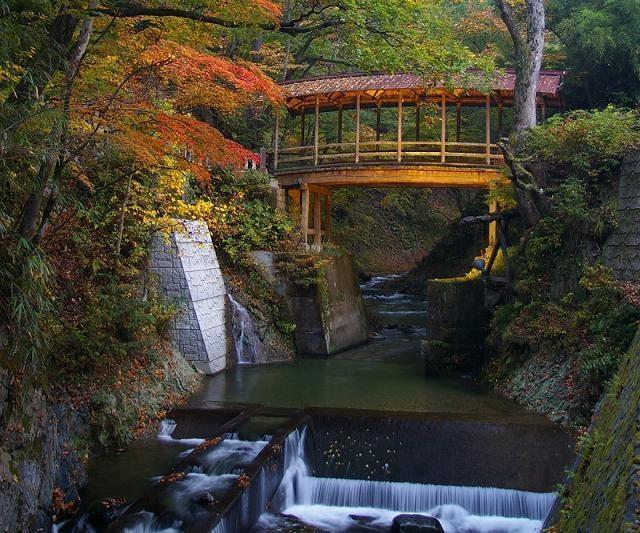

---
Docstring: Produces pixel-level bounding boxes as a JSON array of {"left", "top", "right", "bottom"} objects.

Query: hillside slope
[{"left": 332, "top": 188, "right": 483, "bottom": 274}]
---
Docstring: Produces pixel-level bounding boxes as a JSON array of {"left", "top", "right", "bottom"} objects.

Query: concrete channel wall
[
  {"left": 150, "top": 220, "right": 230, "bottom": 374},
  {"left": 252, "top": 251, "right": 369, "bottom": 356}
]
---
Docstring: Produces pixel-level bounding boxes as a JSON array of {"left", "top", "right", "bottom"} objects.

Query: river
[{"left": 64, "top": 274, "right": 570, "bottom": 532}]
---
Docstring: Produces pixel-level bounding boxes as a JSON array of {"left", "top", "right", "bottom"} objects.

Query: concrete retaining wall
[
  {"left": 150, "top": 220, "right": 229, "bottom": 374},
  {"left": 421, "top": 278, "right": 489, "bottom": 376},
  {"left": 290, "top": 254, "right": 369, "bottom": 356},
  {"left": 252, "top": 251, "right": 369, "bottom": 356}
]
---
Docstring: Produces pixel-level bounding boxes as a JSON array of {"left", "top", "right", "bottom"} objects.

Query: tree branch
[
  {"left": 494, "top": 0, "right": 524, "bottom": 57},
  {"left": 93, "top": 4, "right": 342, "bottom": 34}
]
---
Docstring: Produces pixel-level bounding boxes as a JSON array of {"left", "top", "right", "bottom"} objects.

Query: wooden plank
[
  {"left": 300, "top": 187, "right": 310, "bottom": 245},
  {"left": 325, "top": 192, "right": 332, "bottom": 241},
  {"left": 306, "top": 183, "right": 332, "bottom": 195},
  {"left": 277, "top": 165, "right": 505, "bottom": 189},
  {"left": 313, "top": 191, "right": 322, "bottom": 247},
  {"left": 488, "top": 199, "right": 498, "bottom": 247}
]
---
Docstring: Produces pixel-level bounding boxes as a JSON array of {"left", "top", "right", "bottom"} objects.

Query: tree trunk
[
  {"left": 494, "top": 0, "right": 546, "bottom": 227},
  {"left": 515, "top": 0, "right": 545, "bottom": 133},
  {"left": 5, "top": 13, "right": 79, "bottom": 109},
  {"left": 495, "top": 0, "right": 545, "bottom": 135},
  {"left": 16, "top": 10, "right": 95, "bottom": 241}
]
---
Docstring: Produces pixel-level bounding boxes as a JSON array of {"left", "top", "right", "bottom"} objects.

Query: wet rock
[
  {"left": 86, "top": 497, "right": 129, "bottom": 528},
  {"left": 254, "top": 513, "right": 320, "bottom": 531},
  {"left": 346, "top": 514, "right": 387, "bottom": 531},
  {"left": 391, "top": 514, "right": 445, "bottom": 532},
  {"left": 193, "top": 491, "right": 215, "bottom": 505}
]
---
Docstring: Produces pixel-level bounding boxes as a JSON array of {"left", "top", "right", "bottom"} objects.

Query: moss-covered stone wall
[{"left": 554, "top": 327, "right": 640, "bottom": 531}]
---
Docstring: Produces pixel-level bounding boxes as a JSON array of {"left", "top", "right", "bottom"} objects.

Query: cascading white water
[
  {"left": 227, "top": 294, "right": 267, "bottom": 364},
  {"left": 296, "top": 477, "right": 555, "bottom": 520},
  {"left": 256, "top": 427, "right": 558, "bottom": 533}
]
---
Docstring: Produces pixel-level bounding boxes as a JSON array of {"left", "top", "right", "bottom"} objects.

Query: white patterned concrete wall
[{"left": 151, "top": 220, "right": 228, "bottom": 374}]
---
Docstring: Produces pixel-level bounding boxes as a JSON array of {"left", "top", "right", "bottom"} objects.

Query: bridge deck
[{"left": 274, "top": 162, "right": 503, "bottom": 189}]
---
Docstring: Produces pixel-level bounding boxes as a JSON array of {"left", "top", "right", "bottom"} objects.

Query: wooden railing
[{"left": 273, "top": 141, "right": 504, "bottom": 170}]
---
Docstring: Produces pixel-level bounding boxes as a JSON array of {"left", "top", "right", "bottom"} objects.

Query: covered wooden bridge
[{"left": 270, "top": 70, "right": 564, "bottom": 247}]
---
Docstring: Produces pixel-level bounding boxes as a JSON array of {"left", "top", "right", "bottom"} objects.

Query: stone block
[
  {"left": 185, "top": 268, "right": 226, "bottom": 301},
  {"left": 426, "top": 278, "right": 488, "bottom": 328},
  {"left": 149, "top": 219, "right": 229, "bottom": 374},
  {"left": 290, "top": 254, "right": 368, "bottom": 355},
  {"left": 173, "top": 220, "right": 213, "bottom": 243}
]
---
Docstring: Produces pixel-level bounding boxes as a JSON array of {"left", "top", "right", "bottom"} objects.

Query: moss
[{"left": 554, "top": 328, "right": 640, "bottom": 531}]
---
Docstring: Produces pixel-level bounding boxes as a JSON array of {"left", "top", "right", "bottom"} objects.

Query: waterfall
[
  {"left": 294, "top": 477, "right": 555, "bottom": 520},
  {"left": 255, "top": 427, "right": 558, "bottom": 533},
  {"left": 227, "top": 294, "right": 267, "bottom": 364}
]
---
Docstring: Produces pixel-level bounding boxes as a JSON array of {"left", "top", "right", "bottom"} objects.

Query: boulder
[{"left": 391, "top": 514, "right": 445, "bottom": 533}]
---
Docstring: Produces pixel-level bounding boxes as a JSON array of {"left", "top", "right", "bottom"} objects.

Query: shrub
[{"left": 524, "top": 106, "right": 640, "bottom": 181}]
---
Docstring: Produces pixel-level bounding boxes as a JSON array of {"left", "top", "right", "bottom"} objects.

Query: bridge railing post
[
  {"left": 440, "top": 94, "right": 446, "bottom": 163},
  {"left": 397, "top": 92, "right": 403, "bottom": 162},
  {"left": 485, "top": 94, "right": 491, "bottom": 165},
  {"left": 314, "top": 95, "right": 320, "bottom": 166},
  {"left": 355, "top": 94, "right": 361, "bottom": 164}
]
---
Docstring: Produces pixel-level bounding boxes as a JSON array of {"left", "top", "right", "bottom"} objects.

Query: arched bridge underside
[
  {"left": 274, "top": 163, "right": 503, "bottom": 189},
  {"left": 271, "top": 71, "right": 564, "bottom": 248}
]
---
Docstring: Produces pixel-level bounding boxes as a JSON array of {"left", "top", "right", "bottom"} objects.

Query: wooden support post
[
  {"left": 355, "top": 94, "right": 361, "bottom": 163},
  {"left": 375, "top": 104, "right": 381, "bottom": 143},
  {"left": 300, "top": 109, "right": 306, "bottom": 146},
  {"left": 485, "top": 94, "right": 491, "bottom": 165},
  {"left": 415, "top": 104, "right": 421, "bottom": 142},
  {"left": 488, "top": 200, "right": 498, "bottom": 248},
  {"left": 455, "top": 101, "right": 461, "bottom": 143},
  {"left": 440, "top": 94, "right": 446, "bottom": 163},
  {"left": 397, "top": 92, "right": 403, "bottom": 162},
  {"left": 313, "top": 191, "right": 322, "bottom": 248},
  {"left": 274, "top": 106, "right": 280, "bottom": 170},
  {"left": 314, "top": 96, "right": 320, "bottom": 166},
  {"left": 337, "top": 105, "right": 343, "bottom": 144},
  {"left": 324, "top": 191, "right": 332, "bottom": 242},
  {"left": 300, "top": 186, "right": 310, "bottom": 246}
]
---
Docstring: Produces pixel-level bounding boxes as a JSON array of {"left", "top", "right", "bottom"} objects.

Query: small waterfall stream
[
  {"left": 228, "top": 294, "right": 267, "bottom": 364},
  {"left": 255, "top": 428, "right": 557, "bottom": 533}
]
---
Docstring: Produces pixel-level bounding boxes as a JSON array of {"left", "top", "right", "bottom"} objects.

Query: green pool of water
[{"left": 188, "top": 357, "right": 547, "bottom": 424}]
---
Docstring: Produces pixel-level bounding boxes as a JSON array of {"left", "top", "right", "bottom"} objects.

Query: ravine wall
[
  {"left": 604, "top": 149, "right": 640, "bottom": 281},
  {"left": 554, "top": 328, "right": 640, "bottom": 531}
]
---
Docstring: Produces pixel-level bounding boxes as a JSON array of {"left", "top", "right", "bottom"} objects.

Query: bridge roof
[{"left": 281, "top": 70, "right": 565, "bottom": 112}]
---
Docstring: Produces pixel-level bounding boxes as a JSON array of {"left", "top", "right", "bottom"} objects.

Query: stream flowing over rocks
[{"left": 49, "top": 273, "right": 576, "bottom": 533}]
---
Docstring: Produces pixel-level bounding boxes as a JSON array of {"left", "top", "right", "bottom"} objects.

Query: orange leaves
[
  {"left": 112, "top": 108, "right": 257, "bottom": 181},
  {"left": 139, "top": 41, "right": 282, "bottom": 112}
]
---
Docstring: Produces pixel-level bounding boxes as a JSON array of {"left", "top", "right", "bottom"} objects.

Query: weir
[
  {"left": 67, "top": 400, "right": 573, "bottom": 533},
  {"left": 62, "top": 276, "right": 576, "bottom": 533}
]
